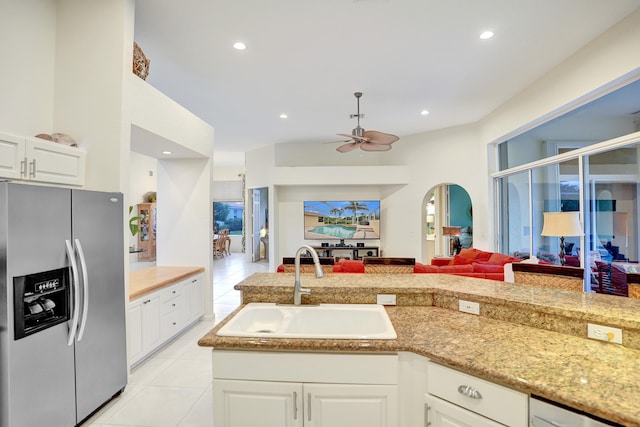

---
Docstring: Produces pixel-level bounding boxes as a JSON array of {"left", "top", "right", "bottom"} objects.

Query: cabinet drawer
[
  {"left": 161, "top": 295, "right": 181, "bottom": 315},
  {"left": 427, "top": 362, "right": 527, "bottom": 427},
  {"left": 160, "top": 285, "right": 182, "bottom": 302},
  {"left": 161, "top": 309, "right": 183, "bottom": 338}
]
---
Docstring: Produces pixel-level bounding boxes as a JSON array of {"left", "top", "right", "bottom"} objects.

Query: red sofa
[
  {"left": 423, "top": 248, "right": 520, "bottom": 281},
  {"left": 277, "top": 249, "right": 519, "bottom": 281}
]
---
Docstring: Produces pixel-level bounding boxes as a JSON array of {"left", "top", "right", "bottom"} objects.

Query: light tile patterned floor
[{"left": 86, "top": 253, "right": 268, "bottom": 427}]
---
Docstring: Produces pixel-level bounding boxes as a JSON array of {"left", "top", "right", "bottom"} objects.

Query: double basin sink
[{"left": 216, "top": 303, "right": 397, "bottom": 340}]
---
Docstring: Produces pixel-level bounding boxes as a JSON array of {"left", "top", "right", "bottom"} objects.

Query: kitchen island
[{"left": 199, "top": 273, "right": 640, "bottom": 426}]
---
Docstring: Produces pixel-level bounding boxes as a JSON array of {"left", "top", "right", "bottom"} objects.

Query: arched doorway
[{"left": 422, "top": 184, "right": 472, "bottom": 264}]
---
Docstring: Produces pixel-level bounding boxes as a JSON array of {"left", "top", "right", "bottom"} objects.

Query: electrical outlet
[
  {"left": 376, "top": 294, "right": 396, "bottom": 305},
  {"left": 587, "top": 323, "right": 622, "bottom": 344},
  {"left": 458, "top": 300, "right": 480, "bottom": 315}
]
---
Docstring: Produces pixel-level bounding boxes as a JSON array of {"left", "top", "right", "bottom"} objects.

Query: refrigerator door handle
[
  {"left": 65, "top": 239, "right": 81, "bottom": 346},
  {"left": 75, "top": 238, "right": 89, "bottom": 341}
]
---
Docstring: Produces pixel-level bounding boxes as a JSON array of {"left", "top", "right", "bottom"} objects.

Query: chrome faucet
[{"left": 293, "top": 245, "right": 324, "bottom": 305}]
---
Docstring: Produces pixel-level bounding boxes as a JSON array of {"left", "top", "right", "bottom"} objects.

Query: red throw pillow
[
  {"left": 342, "top": 260, "right": 365, "bottom": 273},
  {"left": 439, "top": 264, "right": 474, "bottom": 273},
  {"left": 458, "top": 248, "right": 480, "bottom": 260},
  {"left": 277, "top": 264, "right": 285, "bottom": 272},
  {"left": 488, "top": 252, "right": 519, "bottom": 265},
  {"left": 474, "top": 250, "right": 493, "bottom": 262},
  {"left": 472, "top": 262, "right": 504, "bottom": 273},
  {"left": 451, "top": 255, "right": 474, "bottom": 265},
  {"left": 333, "top": 262, "right": 344, "bottom": 273}
]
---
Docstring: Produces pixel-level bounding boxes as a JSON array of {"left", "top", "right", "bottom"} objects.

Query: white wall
[
  {"left": 54, "top": 0, "right": 132, "bottom": 192},
  {"left": 157, "top": 159, "right": 213, "bottom": 317},
  {"left": 0, "top": 0, "right": 56, "bottom": 135},
  {"left": 481, "top": 9, "right": 640, "bottom": 147}
]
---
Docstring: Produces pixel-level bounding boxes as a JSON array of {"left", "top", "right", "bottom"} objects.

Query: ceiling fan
[{"left": 334, "top": 92, "right": 399, "bottom": 153}]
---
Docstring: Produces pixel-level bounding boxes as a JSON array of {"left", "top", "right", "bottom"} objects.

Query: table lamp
[
  {"left": 442, "top": 226, "right": 462, "bottom": 256},
  {"left": 541, "top": 212, "right": 584, "bottom": 266}
]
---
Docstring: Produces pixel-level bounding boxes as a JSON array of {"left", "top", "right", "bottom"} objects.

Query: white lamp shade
[{"left": 541, "top": 212, "right": 583, "bottom": 237}]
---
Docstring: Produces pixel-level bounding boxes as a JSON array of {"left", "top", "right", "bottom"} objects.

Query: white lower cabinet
[
  {"left": 213, "top": 380, "right": 396, "bottom": 427},
  {"left": 127, "top": 293, "right": 161, "bottom": 364},
  {"left": 426, "top": 362, "right": 528, "bottom": 427},
  {"left": 127, "top": 273, "right": 204, "bottom": 366},
  {"left": 212, "top": 351, "right": 398, "bottom": 427}
]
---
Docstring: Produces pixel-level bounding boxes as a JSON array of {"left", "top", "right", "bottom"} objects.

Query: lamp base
[{"left": 559, "top": 236, "right": 566, "bottom": 266}]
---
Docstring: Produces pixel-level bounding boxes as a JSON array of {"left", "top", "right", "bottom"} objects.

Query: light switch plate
[{"left": 376, "top": 294, "right": 396, "bottom": 305}]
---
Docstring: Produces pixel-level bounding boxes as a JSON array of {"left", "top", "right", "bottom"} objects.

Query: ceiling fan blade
[
  {"left": 360, "top": 142, "right": 392, "bottom": 152},
  {"left": 337, "top": 133, "right": 370, "bottom": 142},
  {"left": 324, "top": 139, "right": 353, "bottom": 144},
  {"left": 336, "top": 142, "right": 361, "bottom": 153},
  {"left": 363, "top": 130, "right": 399, "bottom": 145}
]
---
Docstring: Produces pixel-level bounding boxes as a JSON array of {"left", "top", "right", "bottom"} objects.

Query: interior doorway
[{"left": 251, "top": 188, "right": 269, "bottom": 262}]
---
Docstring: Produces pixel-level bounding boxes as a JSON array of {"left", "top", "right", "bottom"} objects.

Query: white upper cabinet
[{"left": 0, "top": 132, "right": 86, "bottom": 186}]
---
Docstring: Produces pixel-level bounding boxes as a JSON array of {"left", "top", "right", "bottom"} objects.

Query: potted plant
[{"left": 129, "top": 206, "right": 141, "bottom": 237}]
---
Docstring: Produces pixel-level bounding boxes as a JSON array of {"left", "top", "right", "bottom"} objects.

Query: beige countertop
[
  {"left": 129, "top": 266, "right": 205, "bottom": 300},
  {"left": 199, "top": 273, "right": 640, "bottom": 426}
]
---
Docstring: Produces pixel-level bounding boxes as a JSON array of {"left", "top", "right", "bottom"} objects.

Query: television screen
[{"left": 303, "top": 200, "right": 380, "bottom": 240}]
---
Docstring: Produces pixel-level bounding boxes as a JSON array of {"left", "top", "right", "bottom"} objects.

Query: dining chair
[
  {"left": 213, "top": 234, "right": 227, "bottom": 258},
  {"left": 512, "top": 263, "right": 584, "bottom": 292},
  {"left": 594, "top": 261, "right": 628, "bottom": 297},
  {"left": 363, "top": 257, "right": 415, "bottom": 274}
]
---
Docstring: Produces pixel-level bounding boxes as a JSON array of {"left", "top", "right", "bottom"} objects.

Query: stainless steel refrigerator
[{"left": 0, "top": 182, "right": 127, "bottom": 427}]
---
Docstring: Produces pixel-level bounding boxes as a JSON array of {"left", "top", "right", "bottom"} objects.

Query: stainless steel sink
[{"left": 216, "top": 303, "right": 397, "bottom": 339}]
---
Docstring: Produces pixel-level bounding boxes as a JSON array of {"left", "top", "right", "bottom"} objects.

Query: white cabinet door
[
  {"left": 213, "top": 379, "right": 303, "bottom": 427},
  {"left": 141, "top": 293, "right": 162, "bottom": 355},
  {"left": 127, "top": 299, "right": 144, "bottom": 364},
  {"left": 0, "top": 133, "right": 25, "bottom": 179},
  {"left": 189, "top": 274, "right": 204, "bottom": 322},
  {"left": 305, "top": 384, "right": 397, "bottom": 427},
  {"left": 25, "top": 137, "right": 86, "bottom": 186},
  {"left": 425, "top": 395, "right": 504, "bottom": 427},
  {"left": 128, "top": 293, "right": 161, "bottom": 365}
]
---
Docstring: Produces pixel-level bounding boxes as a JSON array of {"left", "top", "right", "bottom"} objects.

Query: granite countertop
[
  {"left": 129, "top": 266, "right": 204, "bottom": 300},
  {"left": 199, "top": 273, "right": 640, "bottom": 426}
]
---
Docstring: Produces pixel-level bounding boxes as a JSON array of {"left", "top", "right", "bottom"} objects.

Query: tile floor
[{"left": 85, "top": 253, "right": 269, "bottom": 427}]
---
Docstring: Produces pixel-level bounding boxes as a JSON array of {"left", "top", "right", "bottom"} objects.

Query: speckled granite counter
[
  {"left": 129, "top": 266, "right": 204, "bottom": 299},
  {"left": 199, "top": 273, "right": 640, "bottom": 426}
]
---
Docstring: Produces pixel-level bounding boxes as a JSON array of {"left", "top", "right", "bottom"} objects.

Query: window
[{"left": 214, "top": 201, "right": 243, "bottom": 235}]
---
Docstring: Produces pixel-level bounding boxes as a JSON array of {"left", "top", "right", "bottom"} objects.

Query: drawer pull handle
[{"left": 457, "top": 385, "right": 482, "bottom": 400}]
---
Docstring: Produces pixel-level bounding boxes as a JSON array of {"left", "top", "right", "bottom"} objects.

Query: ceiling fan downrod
[{"left": 352, "top": 92, "right": 364, "bottom": 137}]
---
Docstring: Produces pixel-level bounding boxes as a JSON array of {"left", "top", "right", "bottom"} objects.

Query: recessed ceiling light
[
  {"left": 162, "top": 151, "right": 172, "bottom": 155},
  {"left": 279, "top": 114, "right": 288, "bottom": 119},
  {"left": 479, "top": 31, "right": 494, "bottom": 40},
  {"left": 420, "top": 110, "right": 430, "bottom": 116},
  {"left": 233, "top": 41, "right": 246, "bottom": 50}
]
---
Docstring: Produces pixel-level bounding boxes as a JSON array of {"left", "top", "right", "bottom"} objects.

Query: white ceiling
[{"left": 133, "top": 0, "right": 640, "bottom": 165}]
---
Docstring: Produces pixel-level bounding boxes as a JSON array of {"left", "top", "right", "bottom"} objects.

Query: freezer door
[
  {"left": 0, "top": 183, "right": 76, "bottom": 427},
  {"left": 71, "top": 189, "right": 127, "bottom": 422}
]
